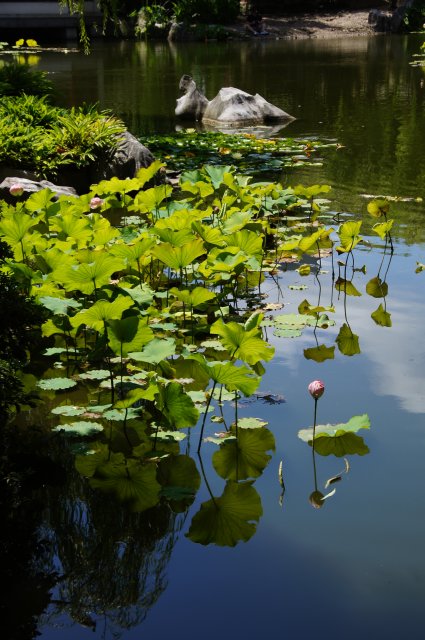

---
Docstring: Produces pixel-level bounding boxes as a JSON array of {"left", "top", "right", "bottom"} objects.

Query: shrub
[{"left": 0, "top": 97, "right": 126, "bottom": 178}]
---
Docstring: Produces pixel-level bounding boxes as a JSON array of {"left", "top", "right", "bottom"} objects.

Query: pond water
[{"left": 4, "top": 34, "right": 425, "bottom": 640}]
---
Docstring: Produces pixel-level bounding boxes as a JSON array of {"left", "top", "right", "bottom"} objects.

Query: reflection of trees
[
  {"left": 38, "top": 450, "right": 183, "bottom": 635},
  {"left": 1, "top": 428, "right": 182, "bottom": 638}
]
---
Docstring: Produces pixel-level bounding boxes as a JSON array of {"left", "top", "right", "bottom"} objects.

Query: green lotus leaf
[
  {"left": 43, "top": 347, "right": 68, "bottom": 356},
  {"left": 335, "top": 323, "right": 361, "bottom": 356},
  {"left": 114, "top": 385, "right": 158, "bottom": 408},
  {"left": 118, "top": 283, "right": 154, "bottom": 307},
  {"left": 157, "top": 381, "right": 199, "bottom": 428},
  {"left": 79, "top": 369, "right": 111, "bottom": 381},
  {"left": 335, "top": 278, "right": 362, "bottom": 297},
  {"left": 152, "top": 238, "right": 205, "bottom": 270},
  {"left": 135, "top": 159, "right": 166, "bottom": 187},
  {"left": 111, "top": 237, "right": 156, "bottom": 262},
  {"left": 0, "top": 212, "right": 37, "bottom": 244},
  {"left": 298, "top": 414, "right": 370, "bottom": 453},
  {"left": 134, "top": 184, "right": 174, "bottom": 212},
  {"left": 373, "top": 220, "right": 394, "bottom": 239},
  {"left": 89, "top": 457, "right": 161, "bottom": 512},
  {"left": 108, "top": 316, "right": 154, "bottom": 356},
  {"left": 37, "top": 377, "right": 77, "bottom": 390},
  {"left": 221, "top": 211, "right": 253, "bottom": 234},
  {"left": 204, "top": 361, "right": 260, "bottom": 396},
  {"left": 52, "top": 420, "right": 104, "bottom": 437},
  {"left": 186, "top": 481, "right": 263, "bottom": 547},
  {"left": 53, "top": 214, "right": 92, "bottom": 245},
  {"left": 225, "top": 229, "right": 263, "bottom": 259},
  {"left": 24, "top": 188, "right": 56, "bottom": 213},
  {"left": 371, "top": 304, "right": 392, "bottom": 327},
  {"left": 103, "top": 408, "right": 141, "bottom": 421},
  {"left": 153, "top": 227, "right": 195, "bottom": 247},
  {"left": 152, "top": 430, "right": 187, "bottom": 442},
  {"left": 303, "top": 344, "right": 335, "bottom": 362},
  {"left": 169, "top": 286, "right": 216, "bottom": 308},
  {"left": 129, "top": 337, "right": 176, "bottom": 364},
  {"left": 210, "top": 318, "right": 274, "bottom": 365},
  {"left": 51, "top": 405, "right": 86, "bottom": 416},
  {"left": 58, "top": 253, "right": 124, "bottom": 295},
  {"left": 191, "top": 221, "right": 226, "bottom": 247},
  {"left": 366, "top": 276, "right": 388, "bottom": 298},
  {"left": 169, "top": 357, "right": 210, "bottom": 391},
  {"left": 204, "top": 165, "right": 234, "bottom": 188},
  {"left": 39, "top": 296, "right": 82, "bottom": 315},
  {"left": 237, "top": 417, "right": 268, "bottom": 429},
  {"left": 71, "top": 296, "right": 134, "bottom": 331},
  {"left": 336, "top": 220, "right": 362, "bottom": 253}
]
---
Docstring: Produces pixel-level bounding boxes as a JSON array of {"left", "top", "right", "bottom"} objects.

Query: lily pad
[
  {"left": 53, "top": 420, "right": 104, "bottom": 437},
  {"left": 37, "top": 377, "right": 77, "bottom": 391},
  {"left": 298, "top": 414, "right": 370, "bottom": 456}
]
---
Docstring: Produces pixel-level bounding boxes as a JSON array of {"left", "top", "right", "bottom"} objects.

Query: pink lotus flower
[
  {"left": 9, "top": 183, "right": 24, "bottom": 197},
  {"left": 90, "top": 196, "right": 104, "bottom": 210},
  {"left": 308, "top": 380, "right": 325, "bottom": 399}
]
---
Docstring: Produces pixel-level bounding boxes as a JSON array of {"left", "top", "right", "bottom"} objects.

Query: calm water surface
[{"left": 5, "top": 35, "right": 425, "bottom": 640}]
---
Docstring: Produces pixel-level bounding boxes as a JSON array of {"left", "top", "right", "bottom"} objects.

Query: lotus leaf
[
  {"left": 52, "top": 420, "right": 104, "bottom": 437},
  {"left": 129, "top": 337, "right": 176, "bottom": 364},
  {"left": 37, "top": 377, "right": 77, "bottom": 390}
]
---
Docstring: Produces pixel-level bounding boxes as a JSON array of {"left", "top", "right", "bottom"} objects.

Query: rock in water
[{"left": 202, "top": 87, "right": 294, "bottom": 127}]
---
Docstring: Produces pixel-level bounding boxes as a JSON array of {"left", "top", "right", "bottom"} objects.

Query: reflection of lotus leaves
[
  {"left": 298, "top": 414, "right": 371, "bottom": 457},
  {"left": 212, "top": 427, "right": 275, "bottom": 480},
  {"left": 186, "top": 480, "right": 263, "bottom": 546},
  {"left": 157, "top": 454, "right": 201, "bottom": 512},
  {"left": 335, "top": 323, "right": 361, "bottom": 356}
]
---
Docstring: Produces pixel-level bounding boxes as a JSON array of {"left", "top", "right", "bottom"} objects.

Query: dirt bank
[{"left": 234, "top": 9, "right": 378, "bottom": 39}]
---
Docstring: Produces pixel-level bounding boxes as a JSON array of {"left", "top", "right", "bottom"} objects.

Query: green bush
[{"left": 0, "top": 96, "right": 126, "bottom": 178}]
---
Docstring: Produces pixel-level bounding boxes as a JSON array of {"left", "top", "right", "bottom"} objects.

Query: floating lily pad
[
  {"left": 79, "top": 369, "right": 111, "bottom": 381},
  {"left": 298, "top": 414, "right": 370, "bottom": 456},
  {"left": 53, "top": 420, "right": 104, "bottom": 437},
  {"left": 51, "top": 405, "right": 86, "bottom": 417},
  {"left": 37, "top": 377, "right": 77, "bottom": 391}
]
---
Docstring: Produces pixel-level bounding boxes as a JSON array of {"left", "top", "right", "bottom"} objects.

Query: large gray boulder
[
  {"left": 203, "top": 87, "right": 294, "bottom": 127},
  {"left": 94, "top": 131, "right": 155, "bottom": 182},
  {"left": 0, "top": 177, "right": 77, "bottom": 204},
  {"left": 175, "top": 75, "right": 209, "bottom": 121},
  {"left": 175, "top": 76, "right": 294, "bottom": 127}
]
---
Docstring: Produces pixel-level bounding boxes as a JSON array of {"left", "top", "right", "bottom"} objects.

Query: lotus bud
[
  {"left": 9, "top": 183, "right": 24, "bottom": 197},
  {"left": 90, "top": 196, "right": 104, "bottom": 210},
  {"left": 308, "top": 380, "right": 325, "bottom": 399}
]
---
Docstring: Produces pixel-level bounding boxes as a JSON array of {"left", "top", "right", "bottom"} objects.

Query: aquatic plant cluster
[{"left": 0, "top": 142, "right": 396, "bottom": 544}]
